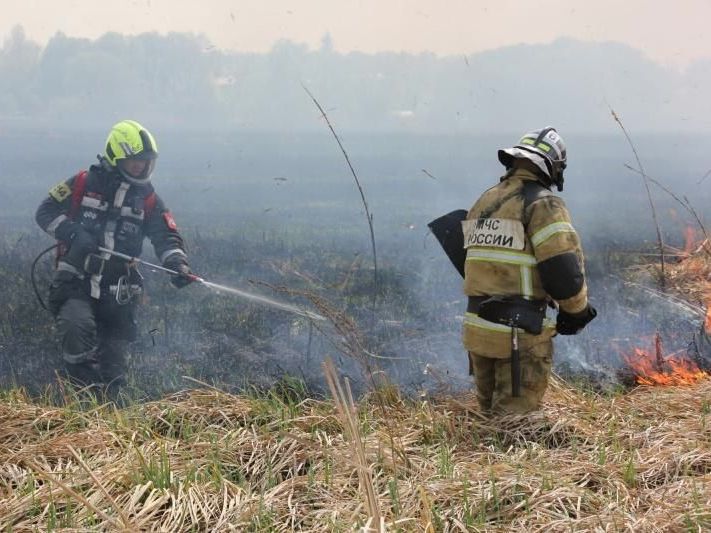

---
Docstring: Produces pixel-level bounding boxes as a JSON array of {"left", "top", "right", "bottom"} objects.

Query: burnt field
[
  {"left": 2, "top": 128, "right": 711, "bottom": 399},
  {"left": 0, "top": 190, "right": 705, "bottom": 401}
]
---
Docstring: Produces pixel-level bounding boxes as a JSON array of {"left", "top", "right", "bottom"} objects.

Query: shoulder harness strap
[
  {"left": 144, "top": 191, "right": 157, "bottom": 217},
  {"left": 521, "top": 180, "right": 554, "bottom": 227},
  {"left": 56, "top": 170, "right": 88, "bottom": 262},
  {"left": 69, "top": 170, "right": 89, "bottom": 220}
]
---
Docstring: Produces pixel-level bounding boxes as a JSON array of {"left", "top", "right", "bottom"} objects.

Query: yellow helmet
[{"left": 104, "top": 120, "right": 158, "bottom": 185}]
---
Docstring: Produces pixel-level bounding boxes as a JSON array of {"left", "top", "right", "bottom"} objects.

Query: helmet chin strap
[
  {"left": 549, "top": 161, "right": 564, "bottom": 191},
  {"left": 123, "top": 175, "right": 152, "bottom": 186}
]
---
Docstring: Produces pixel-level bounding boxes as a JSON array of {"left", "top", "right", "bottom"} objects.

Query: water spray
[{"left": 98, "top": 247, "right": 327, "bottom": 322}]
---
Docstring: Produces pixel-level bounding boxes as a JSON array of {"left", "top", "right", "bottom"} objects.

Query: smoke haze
[{"left": 1, "top": 29, "right": 709, "bottom": 395}]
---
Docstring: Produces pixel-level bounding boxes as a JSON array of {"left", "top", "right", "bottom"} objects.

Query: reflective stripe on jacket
[
  {"left": 36, "top": 164, "right": 187, "bottom": 294},
  {"left": 462, "top": 168, "right": 588, "bottom": 357}
]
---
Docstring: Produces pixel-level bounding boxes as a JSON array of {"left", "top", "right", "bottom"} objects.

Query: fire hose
[
  {"left": 30, "top": 245, "right": 326, "bottom": 322},
  {"left": 31, "top": 244, "right": 59, "bottom": 311}
]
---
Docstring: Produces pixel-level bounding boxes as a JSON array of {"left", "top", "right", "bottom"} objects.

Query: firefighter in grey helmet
[{"left": 461, "top": 127, "right": 596, "bottom": 414}]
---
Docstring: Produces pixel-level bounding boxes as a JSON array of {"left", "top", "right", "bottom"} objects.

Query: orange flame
[
  {"left": 683, "top": 225, "right": 697, "bottom": 256},
  {"left": 624, "top": 348, "right": 708, "bottom": 386},
  {"left": 621, "top": 225, "right": 711, "bottom": 386}
]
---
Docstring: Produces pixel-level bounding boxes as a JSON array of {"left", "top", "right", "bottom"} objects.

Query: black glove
[
  {"left": 60, "top": 223, "right": 98, "bottom": 271},
  {"left": 164, "top": 253, "right": 194, "bottom": 288},
  {"left": 556, "top": 304, "right": 597, "bottom": 335}
]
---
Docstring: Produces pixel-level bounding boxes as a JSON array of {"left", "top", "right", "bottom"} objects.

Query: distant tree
[
  {"left": 0, "top": 25, "right": 41, "bottom": 115},
  {"left": 320, "top": 33, "right": 334, "bottom": 53},
  {"left": 0, "top": 30, "right": 706, "bottom": 134}
]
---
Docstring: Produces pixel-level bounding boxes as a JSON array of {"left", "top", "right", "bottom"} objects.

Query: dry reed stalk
[
  {"left": 629, "top": 237, "right": 711, "bottom": 308},
  {"left": 67, "top": 444, "right": 133, "bottom": 528},
  {"left": 303, "top": 84, "right": 379, "bottom": 317},
  {"left": 611, "top": 107, "right": 667, "bottom": 288},
  {"left": 25, "top": 457, "right": 125, "bottom": 529},
  {"left": 323, "top": 357, "right": 382, "bottom": 528},
  {"left": 625, "top": 164, "right": 711, "bottom": 256}
]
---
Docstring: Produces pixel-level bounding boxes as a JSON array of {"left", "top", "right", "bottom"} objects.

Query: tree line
[{"left": 1, "top": 25, "right": 709, "bottom": 135}]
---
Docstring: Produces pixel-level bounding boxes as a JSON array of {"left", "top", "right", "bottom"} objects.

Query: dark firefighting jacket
[
  {"left": 462, "top": 167, "right": 589, "bottom": 357},
  {"left": 36, "top": 163, "right": 187, "bottom": 299}
]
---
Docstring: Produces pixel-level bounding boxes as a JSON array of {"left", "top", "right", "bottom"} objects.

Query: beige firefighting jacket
[{"left": 462, "top": 167, "right": 589, "bottom": 357}]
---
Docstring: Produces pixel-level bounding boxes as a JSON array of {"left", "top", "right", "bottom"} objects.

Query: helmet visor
[{"left": 118, "top": 157, "right": 156, "bottom": 183}]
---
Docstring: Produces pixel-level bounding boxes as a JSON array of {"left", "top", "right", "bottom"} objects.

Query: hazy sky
[{"left": 2, "top": 0, "right": 710, "bottom": 68}]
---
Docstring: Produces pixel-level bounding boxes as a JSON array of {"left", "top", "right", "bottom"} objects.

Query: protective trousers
[
  {"left": 468, "top": 337, "right": 552, "bottom": 415},
  {"left": 50, "top": 272, "right": 137, "bottom": 400}
]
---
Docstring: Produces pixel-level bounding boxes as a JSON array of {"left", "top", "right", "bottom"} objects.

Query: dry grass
[
  {"left": 632, "top": 239, "right": 711, "bottom": 308},
  {"left": 1, "top": 375, "right": 710, "bottom": 531},
  {"left": 665, "top": 244, "right": 711, "bottom": 308}
]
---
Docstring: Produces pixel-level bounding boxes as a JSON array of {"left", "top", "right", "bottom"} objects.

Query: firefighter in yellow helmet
[
  {"left": 430, "top": 127, "right": 596, "bottom": 414},
  {"left": 35, "top": 120, "right": 194, "bottom": 400}
]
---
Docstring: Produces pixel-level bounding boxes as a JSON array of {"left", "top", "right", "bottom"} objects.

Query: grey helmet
[{"left": 498, "top": 127, "right": 567, "bottom": 191}]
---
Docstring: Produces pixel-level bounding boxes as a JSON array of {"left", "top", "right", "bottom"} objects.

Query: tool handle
[
  {"left": 511, "top": 328, "right": 521, "bottom": 398},
  {"left": 98, "top": 246, "right": 204, "bottom": 281}
]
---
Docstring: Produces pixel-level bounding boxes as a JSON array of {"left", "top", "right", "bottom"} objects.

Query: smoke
[{"left": 2, "top": 128, "right": 711, "bottom": 399}]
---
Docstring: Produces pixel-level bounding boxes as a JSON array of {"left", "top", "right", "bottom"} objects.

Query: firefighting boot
[{"left": 97, "top": 340, "right": 129, "bottom": 405}]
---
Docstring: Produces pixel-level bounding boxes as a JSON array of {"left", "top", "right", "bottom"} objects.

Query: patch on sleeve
[
  {"left": 163, "top": 211, "right": 178, "bottom": 231},
  {"left": 48, "top": 182, "right": 72, "bottom": 202},
  {"left": 462, "top": 218, "right": 525, "bottom": 250}
]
